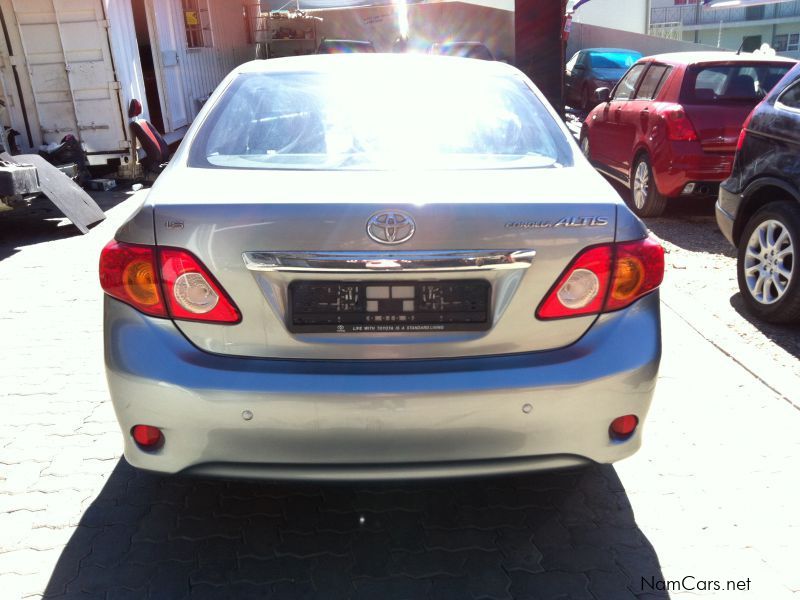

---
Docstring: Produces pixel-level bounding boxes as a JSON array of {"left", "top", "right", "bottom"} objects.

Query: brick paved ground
[{"left": 1, "top": 192, "right": 799, "bottom": 599}]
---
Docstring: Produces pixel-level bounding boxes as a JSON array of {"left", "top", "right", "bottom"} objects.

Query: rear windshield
[
  {"left": 189, "top": 71, "right": 572, "bottom": 171},
  {"left": 588, "top": 51, "right": 641, "bottom": 69},
  {"left": 681, "top": 63, "right": 792, "bottom": 104}
]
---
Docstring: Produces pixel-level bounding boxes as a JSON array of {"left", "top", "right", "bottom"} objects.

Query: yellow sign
[{"left": 184, "top": 11, "right": 199, "bottom": 26}]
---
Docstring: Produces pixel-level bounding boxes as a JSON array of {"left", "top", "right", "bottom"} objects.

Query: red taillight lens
[
  {"left": 99, "top": 241, "right": 240, "bottom": 324},
  {"left": 100, "top": 241, "right": 167, "bottom": 317},
  {"left": 537, "top": 246, "right": 613, "bottom": 319},
  {"left": 660, "top": 104, "right": 698, "bottom": 142},
  {"left": 609, "top": 415, "right": 639, "bottom": 441},
  {"left": 537, "top": 237, "right": 664, "bottom": 320},
  {"left": 131, "top": 424, "right": 164, "bottom": 449},
  {"left": 159, "top": 248, "right": 240, "bottom": 323},
  {"left": 736, "top": 106, "right": 758, "bottom": 152}
]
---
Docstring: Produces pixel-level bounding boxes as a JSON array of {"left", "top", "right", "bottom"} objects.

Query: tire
[
  {"left": 737, "top": 201, "right": 800, "bottom": 323},
  {"left": 579, "top": 134, "right": 590, "bottom": 160},
  {"left": 581, "top": 85, "right": 592, "bottom": 112},
  {"left": 629, "top": 155, "right": 668, "bottom": 218}
]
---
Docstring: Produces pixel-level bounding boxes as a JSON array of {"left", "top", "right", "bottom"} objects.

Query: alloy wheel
[
  {"left": 633, "top": 161, "right": 649, "bottom": 210},
  {"left": 743, "top": 219, "right": 795, "bottom": 305}
]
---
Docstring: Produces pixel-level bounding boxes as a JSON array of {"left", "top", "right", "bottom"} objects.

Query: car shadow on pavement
[
  {"left": 0, "top": 190, "right": 132, "bottom": 262},
  {"left": 730, "top": 293, "right": 800, "bottom": 359},
  {"left": 43, "top": 459, "right": 669, "bottom": 600}
]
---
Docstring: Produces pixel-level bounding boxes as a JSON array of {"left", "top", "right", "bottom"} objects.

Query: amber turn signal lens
[
  {"left": 611, "top": 256, "right": 645, "bottom": 301},
  {"left": 122, "top": 260, "right": 160, "bottom": 306}
]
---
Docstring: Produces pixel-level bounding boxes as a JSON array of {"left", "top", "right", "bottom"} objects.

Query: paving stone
[
  {"left": 424, "top": 527, "right": 496, "bottom": 551},
  {"left": 586, "top": 568, "right": 638, "bottom": 600},
  {"left": 237, "top": 556, "right": 312, "bottom": 585},
  {"left": 391, "top": 549, "right": 466, "bottom": 578},
  {"left": 352, "top": 575, "right": 431, "bottom": 600},
  {"left": 507, "top": 570, "right": 594, "bottom": 600},
  {"left": 277, "top": 530, "right": 351, "bottom": 558},
  {"left": 540, "top": 545, "right": 617, "bottom": 573}
]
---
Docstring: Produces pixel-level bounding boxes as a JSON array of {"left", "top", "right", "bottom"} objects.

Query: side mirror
[
  {"left": 573, "top": 64, "right": 586, "bottom": 71},
  {"left": 594, "top": 87, "right": 611, "bottom": 104}
]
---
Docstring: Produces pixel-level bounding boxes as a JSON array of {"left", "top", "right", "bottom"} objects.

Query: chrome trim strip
[{"left": 242, "top": 250, "right": 536, "bottom": 272}]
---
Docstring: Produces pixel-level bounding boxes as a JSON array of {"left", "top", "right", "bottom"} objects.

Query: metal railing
[{"left": 651, "top": 1, "right": 800, "bottom": 26}]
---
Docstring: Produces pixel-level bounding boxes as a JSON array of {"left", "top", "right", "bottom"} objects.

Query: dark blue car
[{"left": 565, "top": 47, "right": 642, "bottom": 110}]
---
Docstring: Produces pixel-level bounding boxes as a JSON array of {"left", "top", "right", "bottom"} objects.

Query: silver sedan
[{"left": 100, "top": 54, "right": 664, "bottom": 480}]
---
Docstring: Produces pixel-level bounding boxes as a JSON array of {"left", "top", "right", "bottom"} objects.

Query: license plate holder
[{"left": 288, "top": 280, "right": 491, "bottom": 333}]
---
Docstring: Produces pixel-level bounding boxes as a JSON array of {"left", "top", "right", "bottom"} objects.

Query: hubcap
[
  {"left": 580, "top": 137, "right": 590, "bottom": 158},
  {"left": 743, "top": 219, "right": 795, "bottom": 305},
  {"left": 633, "top": 161, "right": 649, "bottom": 210}
]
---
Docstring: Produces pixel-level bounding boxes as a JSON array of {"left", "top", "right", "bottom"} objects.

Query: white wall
[
  {"left": 567, "top": 22, "right": 723, "bottom": 59},
  {"left": 568, "top": 0, "right": 649, "bottom": 35}
]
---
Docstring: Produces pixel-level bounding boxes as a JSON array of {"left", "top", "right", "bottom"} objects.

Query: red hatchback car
[{"left": 580, "top": 52, "right": 796, "bottom": 217}]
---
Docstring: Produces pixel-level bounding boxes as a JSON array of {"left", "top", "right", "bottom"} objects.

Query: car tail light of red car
[
  {"left": 658, "top": 104, "right": 699, "bottom": 142},
  {"left": 537, "top": 236, "right": 665, "bottom": 320},
  {"left": 736, "top": 103, "right": 761, "bottom": 152},
  {"left": 100, "top": 241, "right": 240, "bottom": 324}
]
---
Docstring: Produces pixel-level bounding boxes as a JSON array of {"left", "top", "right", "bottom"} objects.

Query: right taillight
[
  {"left": 659, "top": 103, "right": 699, "bottom": 142},
  {"left": 100, "top": 241, "right": 240, "bottom": 324},
  {"left": 537, "top": 237, "right": 664, "bottom": 320}
]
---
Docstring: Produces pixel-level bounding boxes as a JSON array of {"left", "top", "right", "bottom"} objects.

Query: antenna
[{"left": 736, "top": 39, "right": 745, "bottom": 55}]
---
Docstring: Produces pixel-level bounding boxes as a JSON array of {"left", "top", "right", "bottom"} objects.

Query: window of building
[
  {"left": 182, "top": 0, "right": 212, "bottom": 48},
  {"left": 776, "top": 33, "right": 800, "bottom": 51}
]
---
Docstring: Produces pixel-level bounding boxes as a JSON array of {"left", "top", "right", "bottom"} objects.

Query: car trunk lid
[{"left": 150, "top": 166, "right": 623, "bottom": 360}]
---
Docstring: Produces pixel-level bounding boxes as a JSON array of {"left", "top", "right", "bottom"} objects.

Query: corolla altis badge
[
  {"left": 367, "top": 210, "right": 416, "bottom": 245},
  {"left": 505, "top": 216, "right": 609, "bottom": 229}
]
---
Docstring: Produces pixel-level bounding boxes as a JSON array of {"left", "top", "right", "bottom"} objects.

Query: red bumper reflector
[
  {"left": 131, "top": 424, "right": 164, "bottom": 449},
  {"left": 609, "top": 415, "right": 639, "bottom": 441}
]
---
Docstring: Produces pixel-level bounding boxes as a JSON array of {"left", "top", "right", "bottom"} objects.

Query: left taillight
[
  {"left": 100, "top": 241, "right": 166, "bottom": 317},
  {"left": 100, "top": 241, "right": 240, "bottom": 324},
  {"left": 537, "top": 236, "right": 664, "bottom": 320}
]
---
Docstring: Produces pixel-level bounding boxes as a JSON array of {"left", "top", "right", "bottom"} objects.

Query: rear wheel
[
  {"left": 630, "top": 155, "right": 668, "bottom": 218},
  {"left": 737, "top": 202, "right": 800, "bottom": 323},
  {"left": 580, "top": 135, "right": 590, "bottom": 160}
]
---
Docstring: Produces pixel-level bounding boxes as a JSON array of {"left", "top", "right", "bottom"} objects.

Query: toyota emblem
[{"left": 366, "top": 210, "right": 416, "bottom": 245}]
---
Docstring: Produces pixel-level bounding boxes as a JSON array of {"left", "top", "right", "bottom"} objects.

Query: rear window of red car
[{"left": 681, "top": 63, "right": 792, "bottom": 104}]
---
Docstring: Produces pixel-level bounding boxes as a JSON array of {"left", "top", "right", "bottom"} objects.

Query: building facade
[{"left": 650, "top": 0, "right": 800, "bottom": 57}]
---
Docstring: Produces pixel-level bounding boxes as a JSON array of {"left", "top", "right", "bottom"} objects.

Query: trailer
[{"left": 0, "top": 0, "right": 255, "bottom": 171}]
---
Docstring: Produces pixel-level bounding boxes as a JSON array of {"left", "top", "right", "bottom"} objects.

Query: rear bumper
[
  {"left": 105, "top": 293, "right": 661, "bottom": 481},
  {"left": 716, "top": 184, "right": 741, "bottom": 245},
  {"left": 651, "top": 143, "right": 733, "bottom": 198}
]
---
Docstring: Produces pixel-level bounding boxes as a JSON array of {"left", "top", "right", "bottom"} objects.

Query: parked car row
[{"left": 575, "top": 50, "right": 799, "bottom": 324}]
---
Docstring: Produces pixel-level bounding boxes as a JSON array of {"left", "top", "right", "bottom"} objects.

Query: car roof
[
  {"left": 641, "top": 51, "right": 797, "bottom": 66},
  {"left": 234, "top": 54, "right": 515, "bottom": 76},
  {"left": 583, "top": 48, "right": 641, "bottom": 54}
]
